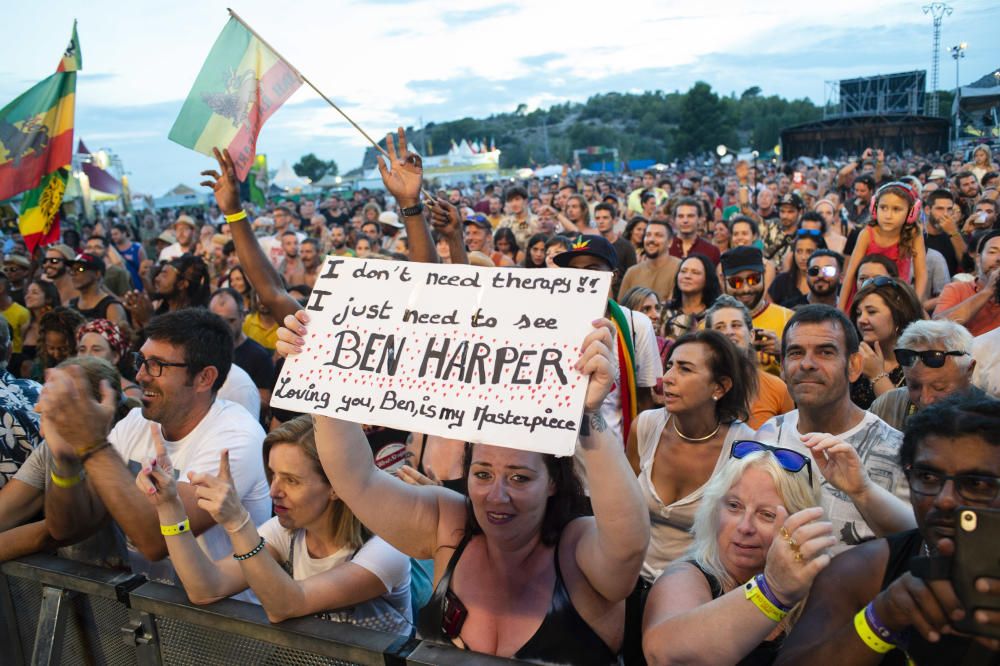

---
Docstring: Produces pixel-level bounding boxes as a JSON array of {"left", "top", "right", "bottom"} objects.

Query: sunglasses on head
[
  {"left": 860, "top": 275, "right": 897, "bottom": 290},
  {"left": 895, "top": 348, "right": 968, "bottom": 369},
  {"left": 807, "top": 265, "right": 838, "bottom": 278},
  {"left": 796, "top": 228, "right": 823, "bottom": 237},
  {"left": 726, "top": 272, "right": 763, "bottom": 290},
  {"left": 731, "top": 440, "right": 813, "bottom": 486}
]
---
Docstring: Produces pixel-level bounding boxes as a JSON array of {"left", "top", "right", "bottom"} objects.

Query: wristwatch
[{"left": 399, "top": 203, "right": 423, "bottom": 217}]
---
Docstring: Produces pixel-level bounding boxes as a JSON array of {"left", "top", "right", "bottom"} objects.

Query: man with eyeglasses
[
  {"left": 42, "top": 244, "right": 79, "bottom": 305},
  {"left": 870, "top": 320, "right": 982, "bottom": 431},
  {"left": 934, "top": 230, "right": 1000, "bottom": 336},
  {"left": 783, "top": 249, "right": 844, "bottom": 309},
  {"left": 720, "top": 246, "right": 794, "bottom": 372},
  {"left": 39, "top": 309, "right": 269, "bottom": 600},
  {"left": 778, "top": 394, "right": 1000, "bottom": 664}
]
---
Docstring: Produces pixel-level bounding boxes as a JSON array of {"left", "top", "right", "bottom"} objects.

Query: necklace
[{"left": 672, "top": 415, "right": 722, "bottom": 442}]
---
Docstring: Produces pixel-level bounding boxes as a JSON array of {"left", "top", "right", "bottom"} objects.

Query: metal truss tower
[{"left": 923, "top": 3, "right": 953, "bottom": 116}]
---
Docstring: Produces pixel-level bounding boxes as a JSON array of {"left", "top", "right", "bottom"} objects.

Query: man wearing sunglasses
[
  {"left": 42, "top": 244, "right": 79, "bottom": 305},
  {"left": 778, "top": 394, "right": 1000, "bottom": 663},
  {"left": 783, "top": 249, "right": 844, "bottom": 309},
  {"left": 720, "top": 246, "right": 794, "bottom": 370},
  {"left": 871, "top": 320, "right": 981, "bottom": 431},
  {"left": 2, "top": 254, "right": 31, "bottom": 306}
]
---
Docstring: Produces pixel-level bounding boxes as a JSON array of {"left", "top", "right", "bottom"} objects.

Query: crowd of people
[{"left": 0, "top": 130, "right": 997, "bottom": 665}]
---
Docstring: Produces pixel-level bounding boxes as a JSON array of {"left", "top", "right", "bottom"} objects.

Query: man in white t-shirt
[
  {"left": 553, "top": 235, "right": 659, "bottom": 446},
  {"left": 39, "top": 309, "right": 270, "bottom": 597},
  {"left": 755, "top": 305, "right": 910, "bottom": 550},
  {"left": 158, "top": 214, "right": 199, "bottom": 263}
]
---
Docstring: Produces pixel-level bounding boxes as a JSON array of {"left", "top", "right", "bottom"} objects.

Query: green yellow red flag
[
  {"left": 18, "top": 168, "right": 68, "bottom": 250},
  {"left": 169, "top": 17, "right": 303, "bottom": 180},
  {"left": 57, "top": 20, "right": 82, "bottom": 73}
]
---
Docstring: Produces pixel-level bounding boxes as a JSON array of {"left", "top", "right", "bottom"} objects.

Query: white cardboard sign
[{"left": 269, "top": 256, "right": 611, "bottom": 456}]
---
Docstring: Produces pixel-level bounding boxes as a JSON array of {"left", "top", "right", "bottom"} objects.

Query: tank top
[
  {"left": 636, "top": 408, "right": 754, "bottom": 581},
  {"left": 118, "top": 242, "right": 144, "bottom": 290},
  {"left": 866, "top": 226, "right": 912, "bottom": 284},
  {"left": 69, "top": 294, "right": 121, "bottom": 322},
  {"left": 416, "top": 531, "right": 618, "bottom": 665}
]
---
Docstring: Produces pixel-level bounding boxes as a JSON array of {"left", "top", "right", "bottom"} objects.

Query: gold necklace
[{"left": 672, "top": 415, "right": 722, "bottom": 442}]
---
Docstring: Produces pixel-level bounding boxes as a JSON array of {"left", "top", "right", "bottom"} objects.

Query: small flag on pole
[
  {"left": 56, "top": 20, "right": 82, "bottom": 73},
  {"left": 169, "top": 17, "right": 303, "bottom": 180}
]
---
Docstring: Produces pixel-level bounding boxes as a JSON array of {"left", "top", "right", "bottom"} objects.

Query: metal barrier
[{"left": 0, "top": 554, "right": 528, "bottom": 666}]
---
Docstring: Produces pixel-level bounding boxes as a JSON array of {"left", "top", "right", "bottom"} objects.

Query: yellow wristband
[
  {"left": 160, "top": 519, "right": 191, "bottom": 536},
  {"left": 854, "top": 608, "right": 895, "bottom": 653},
  {"left": 224, "top": 210, "right": 248, "bottom": 223},
  {"left": 744, "top": 577, "right": 787, "bottom": 622},
  {"left": 50, "top": 469, "right": 83, "bottom": 489}
]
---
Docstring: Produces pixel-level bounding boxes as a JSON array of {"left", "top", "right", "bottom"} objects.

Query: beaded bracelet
[{"left": 233, "top": 536, "right": 266, "bottom": 561}]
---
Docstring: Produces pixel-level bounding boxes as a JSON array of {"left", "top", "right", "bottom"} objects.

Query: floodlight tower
[{"left": 923, "top": 3, "right": 952, "bottom": 116}]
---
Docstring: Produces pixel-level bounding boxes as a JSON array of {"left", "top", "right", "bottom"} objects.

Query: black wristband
[{"left": 399, "top": 203, "right": 423, "bottom": 218}]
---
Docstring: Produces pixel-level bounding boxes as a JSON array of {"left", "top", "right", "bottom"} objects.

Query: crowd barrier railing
[{"left": 0, "top": 554, "right": 528, "bottom": 666}]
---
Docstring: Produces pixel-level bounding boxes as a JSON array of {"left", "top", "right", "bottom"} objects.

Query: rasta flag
[
  {"left": 607, "top": 299, "right": 638, "bottom": 445},
  {"left": 18, "top": 168, "right": 68, "bottom": 250},
  {"left": 57, "top": 20, "right": 82, "bottom": 73},
  {"left": 169, "top": 17, "right": 303, "bottom": 181}
]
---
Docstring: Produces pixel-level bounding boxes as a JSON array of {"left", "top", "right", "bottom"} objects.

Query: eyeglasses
[
  {"left": 895, "top": 348, "right": 969, "bottom": 369},
  {"left": 726, "top": 272, "right": 763, "bottom": 290},
  {"left": 796, "top": 228, "right": 823, "bottom": 237},
  {"left": 807, "top": 265, "right": 838, "bottom": 278},
  {"left": 905, "top": 464, "right": 1000, "bottom": 503},
  {"left": 131, "top": 352, "right": 189, "bottom": 377},
  {"left": 44, "top": 257, "right": 65, "bottom": 265},
  {"left": 860, "top": 275, "right": 897, "bottom": 290},
  {"left": 731, "top": 440, "right": 813, "bottom": 486}
]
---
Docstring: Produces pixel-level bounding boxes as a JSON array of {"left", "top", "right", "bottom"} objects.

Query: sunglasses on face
[
  {"left": 731, "top": 440, "right": 813, "bottom": 486},
  {"left": 905, "top": 464, "right": 1000, "bottom": 503},
  {"left": 45, "top": 257, "right": 65, "bottom": 265},
  {"left": 860, "top": 275, "right": 897, "bottom": 290},
  {"left": 726, "top": 272, "right": 763, "bottom": 290},
  {"left": 895, "top": 348, "right": 969, "bottom": 369},
  {"left": 796, "top": 228, "right": 823, "bottom": 237},
  {"left": 807, "top": 265, "right": 838, "bottom": 278}
]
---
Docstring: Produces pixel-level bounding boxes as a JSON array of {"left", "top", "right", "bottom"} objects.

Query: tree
[
  {"left": 293, "top": 153, "right": 338, "bottom": 182},
  {"left": 674, "top": 82, "right": 737, "bottom": 156}
]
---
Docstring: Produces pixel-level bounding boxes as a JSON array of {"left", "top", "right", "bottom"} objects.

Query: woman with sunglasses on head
[
  {"left": 643, "top": 444, "right": 833, "bottom": 666},
  {"left": 659, "top": 254, "right": 722, "bottom": 341},
  {"left": 626, "top": 329, "right": 757, "bottom": 583},
  {"left": 768, "top": 232, "right": 828, "bottom": 309},
  {"left": 849, "top": 277, "right": 925, "bottom": 410}
]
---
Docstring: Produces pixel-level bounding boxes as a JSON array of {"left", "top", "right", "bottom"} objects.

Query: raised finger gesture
[
  {"left": 377, "top": 127, "right": 423, "bottom": 208},
  {"left": 136, "top": 424, "right": 179, "bottom": 505},
  {"left": 189, "top": 449, "right": 247, "bottom": 532},
  {"left": 200, "top": 147, "right": 242, "bottom": 215}
]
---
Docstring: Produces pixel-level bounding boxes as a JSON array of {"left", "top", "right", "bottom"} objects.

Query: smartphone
[
  {"left": 951, "top": 507, "right": 1000, "bottom": 638},
  {"left": 441, "top": 588, "right": 468, "bottom": 638}
]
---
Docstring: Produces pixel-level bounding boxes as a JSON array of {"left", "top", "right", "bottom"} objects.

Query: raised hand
[
  {"left": 763, "top": 505, "right": 834, "bottom": 606},
  {"left": 123, "top": 289, "right": 154, "bottom": 328},
  {"left": 136, "top": 423, "right": 180, "bottom": 506},
  {"left": 577, "top": 319, "right": 617, "bottom": 412},
  {"left": 859, "top": 341, "right": 885, "bottom": 380},
  {"left": 275, "top": 310, "right": 310, "bottom": 358},
  {"left": 377, "top": 127, "right": 423, "bottom": 208},
  {"left": 429, "top": 197, "right": 462, "bottom": 238},
  {"left": 36, "top": 366, "right": 117, "bottom": 461},
  {"left": 188, "top": 449, "right": 247, "bottom": 532},
  {"left": 200, "top": 147, "right": 242, "bottom": 216},
  {"left": 801, "top": 432, "right": 867, "bottom": 496}
]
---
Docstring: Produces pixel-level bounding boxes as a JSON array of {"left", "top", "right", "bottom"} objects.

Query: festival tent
[{"left": 272, "top": 160, "right": 309, "bottom": 191}]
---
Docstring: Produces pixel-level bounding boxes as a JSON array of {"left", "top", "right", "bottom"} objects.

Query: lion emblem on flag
[
  {"left": 0, "top": 116, "right": 51, "bottom": 166},
  {"left": 202, "top": 67, "right": 258, "bottom": 129}
]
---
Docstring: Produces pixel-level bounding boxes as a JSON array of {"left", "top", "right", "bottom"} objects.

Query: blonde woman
[
  {"left": 643, "top": 444, "right": 833, "bottom": 666},
  {"left": 136, "top": 415, "right": 412, "bottom": 633}
]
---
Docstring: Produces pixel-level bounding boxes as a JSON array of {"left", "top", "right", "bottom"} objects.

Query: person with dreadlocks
[{"left": 551, "top": 236, "right": 660, "bottom": 463}]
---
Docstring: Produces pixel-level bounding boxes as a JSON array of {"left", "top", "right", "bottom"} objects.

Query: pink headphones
[{"left": 869, "top": 181, "right": 922, "bottom": 225}]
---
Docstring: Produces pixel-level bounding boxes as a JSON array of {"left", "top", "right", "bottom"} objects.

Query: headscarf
[{"left": 76, "top": 319, "right": 129, "bottom": 359}]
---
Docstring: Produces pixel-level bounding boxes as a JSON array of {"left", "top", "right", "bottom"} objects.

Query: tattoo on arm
[{"left": 580, "top": 411, "right": 607, "bottom": 437}]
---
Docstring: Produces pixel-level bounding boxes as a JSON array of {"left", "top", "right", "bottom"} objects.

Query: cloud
[
  {"left": 79, "top": 72, "right": 116, "bottom": 82},
  {"left": 441, "top": 3, "right": 519, "bottom": 24}
]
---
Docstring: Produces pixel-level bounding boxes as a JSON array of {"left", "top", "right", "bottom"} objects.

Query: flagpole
[{"left": 226, "top": 8, "right": 434, "bottom": 203}]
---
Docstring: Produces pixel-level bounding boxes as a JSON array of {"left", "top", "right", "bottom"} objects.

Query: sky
[{"left": 2, "top": 0, "right": 998, "bottom": 196}]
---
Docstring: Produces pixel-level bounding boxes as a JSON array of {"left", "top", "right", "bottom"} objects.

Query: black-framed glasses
[
  {"left": 905, "top": 464, "right": 1000, "bottom": 503},
  {"left": 726, "top": 272, "right": 763, "bottom": 290},
  {"left": 131, "top": 352, "right": 189, "bottom": 377},
  {"left": 807, "top": 265, "right": 838, "bottom": 278},
  {"left": 796, "top": 228, "right": 823, "bottom": 237},
  {"left": 731, "top": 440, "right": 813, "bottom": 486},
  {"left": 895, "top": 348, "right": 969, "bottom": 369},
  {"left": 860, "top": 275, "right": 897, "bottom": 290}
]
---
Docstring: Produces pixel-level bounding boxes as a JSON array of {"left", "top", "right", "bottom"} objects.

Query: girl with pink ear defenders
[{"left": 869, "top": 181, "right": 922, "bottom": 225}]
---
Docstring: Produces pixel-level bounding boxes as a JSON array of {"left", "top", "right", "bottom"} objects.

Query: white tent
[{"left": 273, "top": 161, "right": 309, "bottom": 191}]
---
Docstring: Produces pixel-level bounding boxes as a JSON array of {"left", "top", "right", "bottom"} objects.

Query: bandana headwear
[{"left": 76, "top": 319, "right": 128, "bottom": 358}]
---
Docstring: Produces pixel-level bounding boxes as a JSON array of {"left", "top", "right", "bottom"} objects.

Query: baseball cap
[
  {"left": 463, "top": 214, "right": 492, "bottom": 230},
  {"left": 551, "top": 235, "right": 618, "bottom": 270},
  {"left": 71, "top": 253, "right": 106, "bottom": 274},
  {"left": 720, "top": 246, "right": 765, "bottom": 276},
  {"left": 778, "top": 192, "right": 804, "bottom": 210}
]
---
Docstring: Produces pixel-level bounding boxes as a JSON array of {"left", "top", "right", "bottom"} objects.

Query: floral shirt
[{"left": 0, "top": 370, "right": 42, "bottom": 487}]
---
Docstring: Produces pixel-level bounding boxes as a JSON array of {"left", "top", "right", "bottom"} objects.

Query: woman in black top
[
  {"left": 278, "top": 314, "right": 649, "bottom": 665},
  {"left": 768, "top": 231, "right": 827, "bottom": 308}
]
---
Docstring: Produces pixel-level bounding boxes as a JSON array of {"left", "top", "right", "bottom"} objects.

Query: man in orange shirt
[
  {"left": 704, "top": 294, "right": 794, "bottom": 429},
  {"left": 934, "top": 230, "right": 1000, "bottom": 336}
]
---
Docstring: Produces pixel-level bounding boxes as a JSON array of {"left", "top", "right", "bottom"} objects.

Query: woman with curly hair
[{"left": 32, "top": 307, "right": 85, "bottom": 381}]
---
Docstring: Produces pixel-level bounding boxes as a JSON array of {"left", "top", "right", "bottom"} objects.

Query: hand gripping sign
[{"left": 270, "top": 256, "right": 611, "bottom": 456}]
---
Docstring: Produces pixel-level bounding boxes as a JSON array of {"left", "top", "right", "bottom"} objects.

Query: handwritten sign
[{"left": 270, "top": 256, "right": 611, "bottom": 456}]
